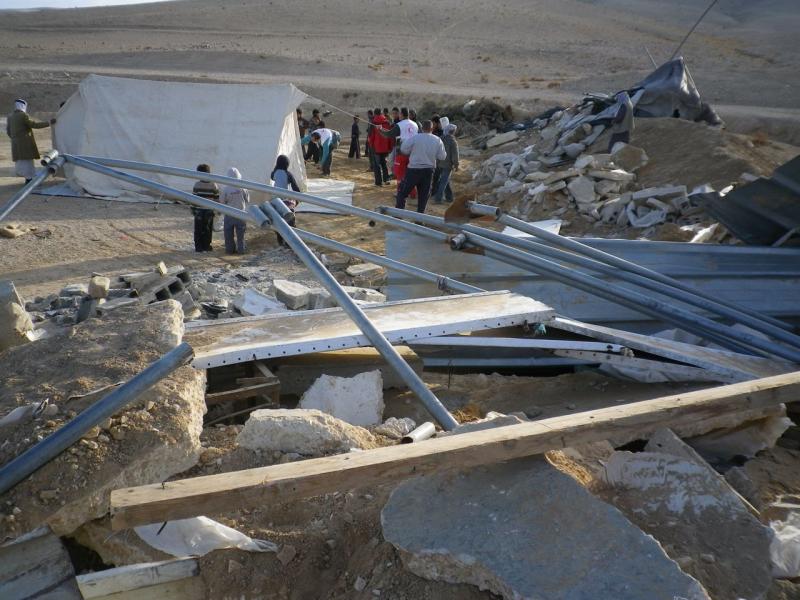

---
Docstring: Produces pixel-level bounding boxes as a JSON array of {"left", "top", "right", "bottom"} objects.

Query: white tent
[{"left": 53, "top": 75, "right": 307, "bottom": 199}]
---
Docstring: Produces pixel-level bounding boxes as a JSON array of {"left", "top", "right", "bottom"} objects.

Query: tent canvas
[{"left": 53, "top": 75, "right": 307, "bottom": 199}]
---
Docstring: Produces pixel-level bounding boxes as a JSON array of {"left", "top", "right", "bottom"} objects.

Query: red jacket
[{"left": 369, "top": 114, "right": 394, "bottom": 154}]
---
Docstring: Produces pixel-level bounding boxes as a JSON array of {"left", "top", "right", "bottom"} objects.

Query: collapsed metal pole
[
  {"left": 382, "top": 206, "right": 800, "bottom": 362},
  {"left": 0, "top": 151, "right": 64, "bottom": 223},
  {"left": 257, "top": 198, "right": 459, "bottom": 430},
  {"left": 64, "top": 156, "right": 459, "bottom": 430},
  {"left": 469, "top": 201, "right": 795, "bottom": 333},
  {"left": 0, "top": 342, "right": 193, "bottom": 495}
]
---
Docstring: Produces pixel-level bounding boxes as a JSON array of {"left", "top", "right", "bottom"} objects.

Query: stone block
[
  {"left": 485, "top": 130, "right": 519, "bottom": 148},
  {"left": 564, "top": 142, "right": 585, "bottom": 158},
  {"left": 567, "top": 175, "right": 596, "bottom": 205},
  {"left": 60, "top": 283, "right": 89, "bottom": 297},
  {"left": 299, "top": 370, "right": 384, "bottom": 427},
  {"left": 610, "top": 143, "right": 649, "bottom": 172},
  {"left": 270, "top": 279, "right": 312, "bottom": 310},
  {"left": 383, "top": 456, "right": 710, "bottom": 600},
  {"left": 588, "top": 169, "right": 635, "bottom": 182},
  {"left": 237, "top": 408, "right": 376, "bottom": 456},
  {"left": 233, "top": 289, "right": 287, "bottom": 316},
  {"left": 88, "top": 276, "right": 110, "bottom": 299},
  {"left": 632, "top": 185, "right": 688, "bottom": 201}
]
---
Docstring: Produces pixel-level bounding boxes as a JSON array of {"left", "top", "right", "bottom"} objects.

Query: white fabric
[
  {"left": 313, "top": 127, "right": 333, "bottom": 145},
  {"left": 14, "top": 100, "right": 27, "bottom": 112},
  {"left": 398, "top": 118, "right": 419, "bottom": 141},
  {"left": 135, "top": 516, "right": 277, "bottom": 557},
  {"left": 295, "top": 179, "right": 354, "bottom": 214},
  {"left": 439, "top": 116, "right": 450, "bottom": 130},
  {"left": 53, "top": 75, "right": 307, "bottom": 199},
  {"left": 14, "top": 160, "right": 35, "bottom": 179}
]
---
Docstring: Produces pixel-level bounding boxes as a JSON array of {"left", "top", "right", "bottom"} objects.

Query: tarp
[{"left": 53, "top": 75, "right": 307, "bottom": 199}]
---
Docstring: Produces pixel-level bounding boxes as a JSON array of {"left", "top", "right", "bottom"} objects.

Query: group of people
[{"left": 298, "top": 105, "right": 460, "bottom": 214}]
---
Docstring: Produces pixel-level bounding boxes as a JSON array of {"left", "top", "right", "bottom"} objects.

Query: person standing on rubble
[
  {"left": 191, "top": 164, "right": 219, "bottom": 252},
  {"left": 395, "top": 120, "right": 446, "bottom": 214},
  {"left": 432, "top": 123, "right": 460, "bottom": 204},
  {"left": 268, "top": 154, "right": 300, "bottom": 247},
  {"left": 6, "top": 99, "right": 55, "bottom": 184},
  {"left": 608, "top": 91, "right": 634, "bottom": 152},
  {"left": 221, "top": 167, "right": 249, "bottom": 255}
]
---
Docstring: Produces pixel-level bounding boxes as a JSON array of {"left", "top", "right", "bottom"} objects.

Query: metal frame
[
  {"left": 0, "top": 151, "right": 64, "bottom": 223},
  {"left": 410, "top": 336, "right": 625, "bottom": 353}
]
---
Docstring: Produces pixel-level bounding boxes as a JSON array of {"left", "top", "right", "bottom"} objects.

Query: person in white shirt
[
  {"left": 301, "top": 127, "right": 340, "bottom": 175},
  {"left": 395, "top": 120, "right": 446, "bottom": 214}
]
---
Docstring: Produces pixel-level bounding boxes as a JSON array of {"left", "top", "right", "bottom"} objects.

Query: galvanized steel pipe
[
  {"left": 0, "top": 342, "right": 193, "bottom": 495},
  {"left": 0, "top": 153, "right": 64, "bottom": 223}
]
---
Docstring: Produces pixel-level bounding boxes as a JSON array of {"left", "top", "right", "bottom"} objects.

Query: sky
[{"left": 0, "top": 0, "right": 174, "bottom": 8}]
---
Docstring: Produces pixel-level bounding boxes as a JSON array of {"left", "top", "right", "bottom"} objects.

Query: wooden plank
[
  {"left": 110, "top": 371, "right": 800, "bottom": 530},
  {"left": 77, "top": 559, "right": 199, "bottom": 599},
  {"left": 80, "top": 577, "right": 205, "bottom": 600},
  {"left": 253, "top": 361, "right": 276, "bottom": 380},
  {"left": 0, "top": 526, "right": 82, "bottom": 599},
  {"left": 205, "top": 382, "right": 280, "bottom": 405}
]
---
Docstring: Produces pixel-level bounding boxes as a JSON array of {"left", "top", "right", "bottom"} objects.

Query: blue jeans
[
  {"left": 432, "top": 167, "right": 453, "bottom": 203},
  {"left": 224, "top": 216, "right": 246, "bottom": 254}
]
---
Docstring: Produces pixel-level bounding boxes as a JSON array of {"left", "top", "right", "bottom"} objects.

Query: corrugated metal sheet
[
  {"left": 385, "top": 230, "right": 800, "bottom": 334},
  {"left": 691, "top": 155, "right": 800, "bottom": 246}
]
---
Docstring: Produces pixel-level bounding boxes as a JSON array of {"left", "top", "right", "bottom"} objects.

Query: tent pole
[{"left": 0, "top": 153, "right": 64, "bottom": 223}]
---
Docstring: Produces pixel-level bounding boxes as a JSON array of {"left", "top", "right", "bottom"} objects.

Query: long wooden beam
[{"left": 110, "top": 371, "right": 800, "bottom": 530}]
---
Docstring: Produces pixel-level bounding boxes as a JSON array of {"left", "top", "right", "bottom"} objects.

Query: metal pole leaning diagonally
[
  {"left": 0, "top": 342, "right": 194, "bottom": 495},
  {"left": 0, "top": 151, "right": 64, "bottom": 223},
  {"left": 468, "top": 201, "right": 794, "bottom": 333},
  {"left": 63, "top": 156, "right": 459, "bottom": 430}
]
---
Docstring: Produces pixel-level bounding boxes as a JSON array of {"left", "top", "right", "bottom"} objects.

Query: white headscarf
[
  {"left": 222, "top": 167, "right": 242, "bottom": 196},
  {"left": 14, "top": 99, "right": 27, "bottom": 112},
  {"left": 440, "top": 116, "right": 450, "bottom": 130},
  {"left": 445, "top": 123, "right": 458, "bottom": 136}
]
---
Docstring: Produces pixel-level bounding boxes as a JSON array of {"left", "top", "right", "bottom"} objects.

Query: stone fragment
[
  {"left": 588, "top": 169, "right": 635, "bottom": 182},
  {"left": 270, "top": 279, "right": 312, "bottom": 310},
  {"left": 60, "top": 283, "right": 89, "bottom": 297},
  {"left": 574, "top": 155, "right": 596, "bottom": 170},
  {"left": 237, "top": 408, "right": 376, "bottom": 455},
  {"left": 88, "top": 276, "right": 111, "bottom": 299},
  {"left": 610, "top": 143, "right": 649, "bottom": 172},
  {"left": 564, "top": 142, "right": 585, "bottom": 158},
  {"left": 523, "top": 171, "right": 549, "bottom": 182},
  {"left": 0, "top": 223, "right": 26, "bottom": 238},
  {"left": 544, "top": 168, "right": 579, "bottom": 185},
  {"left": 631, "top": 185, "right": 688, "bottom": 201},
  {"left": 373, "top": 417, "right": 416, "bottom": 440},
  {"left": 485, "top": 130, "right": 519, "bottom": 148},
  {"left": 0, "top": 282, "right": 34, "bottom": 351},
  {"left": 595, "top": 178, "right": 622, "bottom": 197},
  {"left": 567, "top": 176, "right": 596, "bottom": 205},
  {"left": 627, "top": 202, "right": 666, "bottom": 228},
  {"left": 299, "top": 371, "right": 384, "bottom": 427},
  {"left": 277, "top": 544, "right": 297, "bottom": 566},
  {"left": 346, "top": 262, "right": 385, "bottom": 281},
  {"left": 233, "top": 289, "right": 287, "bottom": 316},
  {"left": 383, "top": 457, "right": 709, "bottom": 600},
  {"left": 354, "top": 576, "right": 367, "bottom": 592}
]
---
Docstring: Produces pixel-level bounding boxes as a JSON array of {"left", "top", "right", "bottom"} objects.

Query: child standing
[
  {"left": 221, "top": 167, "right": 249, "bottom": 254},
  {"left": 268, "top": 155, "right": 300, "bottom": 247}
]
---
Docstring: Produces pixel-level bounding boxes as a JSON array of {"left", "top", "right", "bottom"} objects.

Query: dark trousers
[
  {"left": 396, "top": 167, "right": 434, "bottom": 213},
  {"left": 223, "top": 216, "right": 246, "bottom": 254},
  {"left": 193, "top": 209, "right": 214, "bottom": 251},
  {"left": 349, "top": 136, "right": 361, "bottom": 158},
  {"left": 373, "top": 152, "right": 389, "bottom": 185},
  {"left": 607, "top": 131, "right": 630, "bottom": 153},
  {"left": 304, "top": 141, "right": 320, "bottom": 163}
]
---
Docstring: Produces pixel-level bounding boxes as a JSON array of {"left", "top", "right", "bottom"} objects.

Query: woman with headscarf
[
  {"left": 432, "top": 123, "right": 459, "bottom": 204},
  {"left": 608, "top": 91, "right": 634, "bottom": 152},
  {"left": 267, "top": 155, "right": 300, "bottom": 247},
  {"left": 5, "top": 99, "right": 54, "bottom": 184},
  {"left": 221, "top": 167, "right": 249, "bottom": 254}
]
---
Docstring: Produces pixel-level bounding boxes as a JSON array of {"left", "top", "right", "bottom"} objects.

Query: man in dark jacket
[
  {"left": 349, "top": 116, "right": 361, "bottom": 158},
  {"left": 6, "top": 99, "right": 53, "bottom": 183},
  {"left": 191, "top": 164, "right": 219, "bottom": 252}
]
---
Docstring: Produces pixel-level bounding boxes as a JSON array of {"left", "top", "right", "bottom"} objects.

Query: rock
[
  {"left": 277, "top": 544, "right": 297, "bottom": 566},
  {"left": 631, "top": 185, "right": 688, "bottom": 201},
  {"left": 599, "top": 434, "right": 773, "bottom": 600},
  {"left": 354, "top": 576, "right": 367, "bottom": 592},
  {"left": 598, "top": 197, "right": 628, "bottom": 223},
  {"left": 610, "top": 143, "right": 649, "bottom": 172},
  {"left": 627, "top": 202, "right": 667, "bottom": 228},
  {"left": 0, "top": 280, "right": 34, "bottom": 351},
  {"left": 382, "top": 456, "right": 709, "bottom": 600},
  {"left": 574, "top": 155, "right": 596, "bottom": 170},
  {"left": 60, "top": 283, "right": 89, "bottom": 297},
  {"left": 595, "top": 179, "right": 622, "bottom": 197},
  {"left": 233, "top": 289, "right": 287, "bottom": 316},
  {"left": 270, "top": 279, "right": 312, "bottom": 310},
  {"left": 237, "top": 408, "right": 376, "bottom": 456},
  {"left": 373, "top": 417, "right": 416, "bottom": 440},
  {"left": 588, "top": 169, "right": 635, "bottom": 182},
  {"left": 486, "top": 130, "right": 519, "bottom": 148},
  {"left": 0, "top": 223, "right": 26, "bottom": 238},
  {"left": 88, "top": 276, "right": 110, "bottom": 299},
  {"left": 523, "top": 171, "right": 549, "bottom": 183},
  {"left": 299, "top": 371, "right": 384, "bottom": 427},
  {"left": 75, "top": 297, "right": 98, "bottom": 324},
  {"left": 567, "top": 176, "right": 596, "bottom": 205},
  {"left": 686, "top": 414, "right": 793, "bottom": 462},
  {"left": 564, "top": 142, "right": 585, "bottom": 158},
  {"left": 544, "top": 168, "right": 579, "bottom": 185},
  {"left": 345, "top": 262, "right": 385, "bottom": 283}
]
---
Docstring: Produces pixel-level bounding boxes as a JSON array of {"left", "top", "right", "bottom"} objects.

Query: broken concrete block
[
  {"left": 60, "top": 283, "right": 89, "bottom": 297},
  {"left": 588, "top": 169, "right": 635, "bottom": 182},
  {"left": 574, "top": 154, "right": 596, "bottom": 170},
  {"left": 346, "top": 262, "right": 384, "bottom": 279},
  {"left": 88, "top": 276, "right": 110, "bottom": 299},
  {"left": 237, "top": 408, "right": 376, "bottom": 456},
  {"left": 299, "top": 370, "right": 384, "bottom": 427},
  {"left": 686, "top": 414, "right": 793, "bottom": 462},
  {"left": 270, "top": 279, "right": 311, "bottom": 310},
  {"left": 567, "top": 176, "right": 596, "bottom": 205},
  {"left": 601, "top": 444, "right": 773, "bottom": 600},
  {"left": 383, "top": 456, "right": 710, "bottom": 600},
  {"left": 564, "top": 142, "right": 585, "bottom": 158},
  {"left": 544, "top": 168, "right": 579, "bottom": 185},
  {"left": 0, "top": 300, "right": 206, "bottom": 539},
  {"left": 485, "top": 130, "right": 518, "bottom": 148},
  {"left": 233, "top": 289, "right": 287, "bottom": 316},
  {"left": 373, "top": 417, "right": 416, "bottom": 440},
  {"left": 523, "top": 171, "right": 549, "bottom": 182},
  {"left": 627, "top": 202, "right": 667, "bottom": 228},
  {"left": 632, "top": 185, "right": 688, "bottom": 201},
  {"left": 610, "top": 143, "right": 649, "bottom": 172}
]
